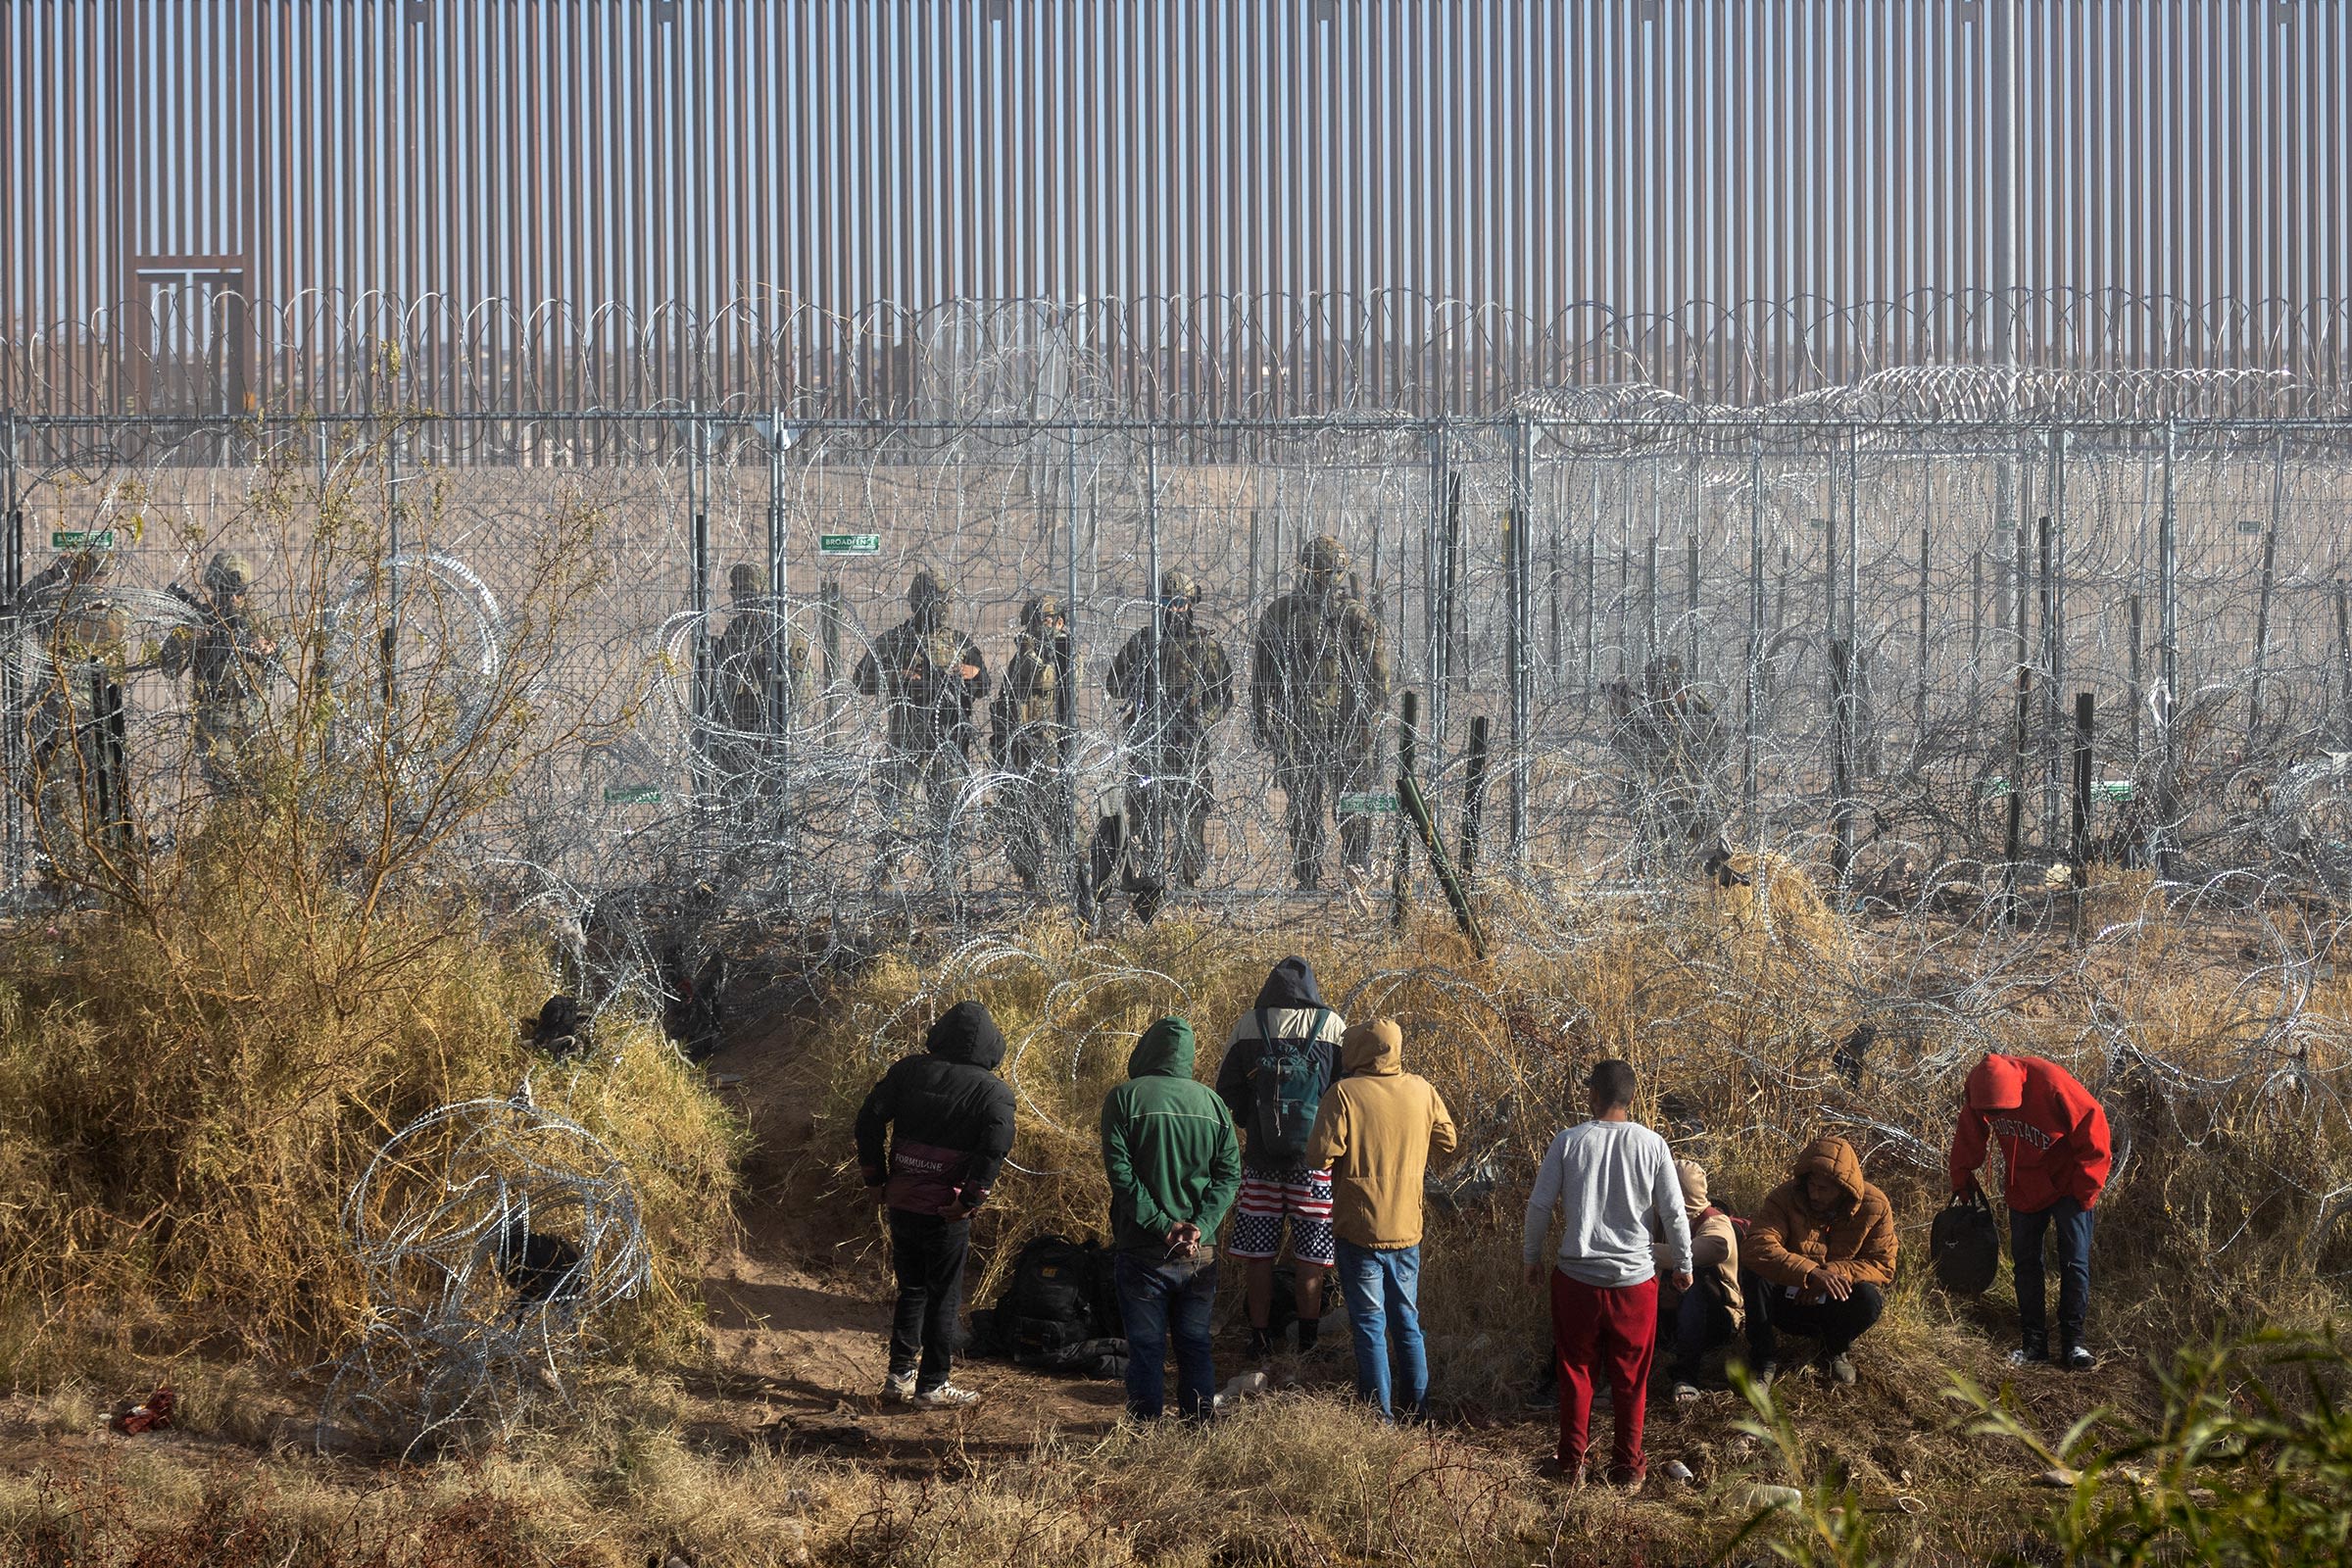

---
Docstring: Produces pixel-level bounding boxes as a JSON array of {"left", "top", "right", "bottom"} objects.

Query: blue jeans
[
  {"left": 1333, "top": 1240, "right": 1426, "bottom": 1419},
  {"left": 1114, "top": 1250, "right": 1218, "bottom": 1420},
  {"left": 2011, "top": 1198, "right": 2096, "bottom": 1348}
]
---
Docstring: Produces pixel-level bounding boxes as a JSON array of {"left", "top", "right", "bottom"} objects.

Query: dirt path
[{"left": 688, "top": 972, "right": 1131, "bottom": 1473}]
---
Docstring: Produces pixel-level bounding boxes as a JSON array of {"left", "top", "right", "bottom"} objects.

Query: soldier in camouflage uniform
[
  {"left": 1107, "top": 569, "right": 1235, "bottom": 889},
  {"left": 852, "top": 567, "right": 990, "bottom": 885},
  {"left": 16, "top": 550, "right": 131, "bottom": 870},
  {"left": 988, "top": 595, "right": 1074, "bottom": 892},
  {"left": 160, "top": 551, "right": 277, "bottom": 800},
  {"left": 1605, "top": 654, "right": 1729, "bottom": 870},
  {"left": 1250, "top": 535, "right": 1391, "bottom": 891},
  {"left": 707, "top": 563, "right": 810, "bottom": 828}
]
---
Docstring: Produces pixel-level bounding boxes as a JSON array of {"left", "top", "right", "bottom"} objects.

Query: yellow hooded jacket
[{"left": 1303, "top": 1019, "right": 1458, "bottom": 1249}]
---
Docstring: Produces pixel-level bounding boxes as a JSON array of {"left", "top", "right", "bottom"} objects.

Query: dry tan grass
[
  {"left": 0, "top": 828, "right": 744, "bottom": 1378},
  {"left": 6, "top": 865, "right": 2351, "bottom": 1564}
]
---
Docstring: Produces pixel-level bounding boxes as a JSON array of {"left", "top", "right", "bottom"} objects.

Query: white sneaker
[
  {"left": 913, "top": 1382, "right": 981, "bottom": 1409},
  {"left": 882, "top": 1370, "right": 916, "bottom": 1404}
]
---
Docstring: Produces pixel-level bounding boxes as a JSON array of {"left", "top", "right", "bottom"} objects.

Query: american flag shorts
[{"left": 1226, "top": 1166, "right": 1337, "bottom": 1265}]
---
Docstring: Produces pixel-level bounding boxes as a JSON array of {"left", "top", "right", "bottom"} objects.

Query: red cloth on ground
[
  {"left": 1548, "top": 1268, "right": 1658, "bottom": 1481},
  {"left": 1949, "top": 1054, "right": 2113, "bottom": 1211}
]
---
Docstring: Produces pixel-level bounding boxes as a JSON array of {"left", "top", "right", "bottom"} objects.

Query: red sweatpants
[{"left": 1548, "top": 1268, "right": 1659, "bottom": 1480}]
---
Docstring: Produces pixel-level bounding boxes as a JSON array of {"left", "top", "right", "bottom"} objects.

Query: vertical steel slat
[
  {"left": 3, "top": 3, "right": 19, "bottom": 405},
  {"left": 6, "top": 2, "right": 2352, "bottom": 417}
]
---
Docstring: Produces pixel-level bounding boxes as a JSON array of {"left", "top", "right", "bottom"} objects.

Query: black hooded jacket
[
  {"left": 1214, "top": 957, "right": 1348, "bottom": 1173},
  {"left": 855, "top": 1001, "right": 1018, "bottom": 1215}
]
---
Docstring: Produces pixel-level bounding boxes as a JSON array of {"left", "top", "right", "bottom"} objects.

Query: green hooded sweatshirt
[{"left": 1101, "top": 1017, "right": 1244, "bottom": 1255}]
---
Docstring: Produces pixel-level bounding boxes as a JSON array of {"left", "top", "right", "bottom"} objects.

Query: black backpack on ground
[
  {"left": 999, "top": 1233, "right": 1108, "bottom": 1359},
  {"left": 1932, "top": 1183, "right": 2002, "bottom": 1296}
]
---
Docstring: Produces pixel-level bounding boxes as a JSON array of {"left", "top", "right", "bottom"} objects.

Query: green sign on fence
[
  {"left": 2237, "top": 519, "right": 2266, "bottom": 535},
  {"left": 819, "top": 532, "right": 882, "bottom": 556},
  {"left": 1339, "top": 791, "right": 1399, "bottom": 815},
  {"left": 2093, "top": 780, "right": 2134, "bottom": 803},
  {"left": 602, "top": 784, "right": 662, "bottom": 805},
  {"left": 50, "top": 529, "right": 114, "bottom": 551},
  {"left": 1980, "top": 775, "right": 2014, "bottom": 798}
]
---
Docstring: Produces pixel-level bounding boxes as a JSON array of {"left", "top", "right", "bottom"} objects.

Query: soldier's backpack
[
  {"left": 999, "top": 1233, "right": 1103, "bottom": 1358},
  {"left": 1305, "top": 604, "right": 1348, "bottom": 716},
  {"left": 1932, "top": 1183, "right": 2002, "bottom": 1297},
  {"left": 1248, "top": 1006, "right": 1336, "bottom": 1168}
]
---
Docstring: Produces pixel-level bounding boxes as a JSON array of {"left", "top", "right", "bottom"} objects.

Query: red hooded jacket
[{"left": 1948, "top": 1054, "right": 2112, "bottom": 1211}]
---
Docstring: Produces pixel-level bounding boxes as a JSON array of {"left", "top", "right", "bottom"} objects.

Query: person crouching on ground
[
  {"left": 1304, "top": 1017, "right": 1457, "bottom": 1421},
  {"left": 854, "top": 1000, "right": 1016, "bottom": 1409},
  {"left": 1522, "top": 1058, "right": 1691, "bottom": 1489},
  {"left": 1948, "top": 1051, "right": 2111, "bottom": 1371},
  {"left": 1215, "top": 956, "right": 1347, "bottom": 1358},
  {"left": 1101, "top": 1016, "right": 1242, "bottom": 1421},
  {"left": 1742, "top": 1136, "right": 1896, "bottom": 1387},
  {"left": 1654, "top": 1157, "right": 1743, "bottom": 1402}
]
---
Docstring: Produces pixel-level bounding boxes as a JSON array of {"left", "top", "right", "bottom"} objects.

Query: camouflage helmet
[
  {"left": 727, "top": 563, "right": 767, "bottom": 597},
  {"left": 1020, "top": 594, "right": 1065, "bottom": 630},
  {"left": 1299, "top": 534, "right": 1348, "bottom": 577},
  {"left": 1158, "top": 568, "right": 1200, "bottom": 603},
  {"left": 205, "top": 551, "right": 254, "bottom": 592},
  {"left": 906, "top": 567, "right": 951, "bottom": 612}
]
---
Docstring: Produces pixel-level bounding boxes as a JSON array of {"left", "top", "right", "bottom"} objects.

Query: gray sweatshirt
[{"left": 1522, "top": 1119, "right": 1694, "bottom": 1288}]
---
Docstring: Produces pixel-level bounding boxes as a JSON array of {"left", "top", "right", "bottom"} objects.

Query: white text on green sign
[
  {"left": 603, "top": 784, "right": 662, "bottom": 805},
  {"left": 52, "top": 530, "right": 115, "bottom": 551},
  {"left": 819, "top": 533, "right": 881, "bottom": 556},
  {"left": 1339, "top": 792, "right": 1398, "bottom": 814}
]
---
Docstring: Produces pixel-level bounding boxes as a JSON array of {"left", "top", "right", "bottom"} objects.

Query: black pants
[
  {"left": 2011, "top": 1198, "right": 2095, "bottom": 1349},
  {"left": 887, "top": 1208, "right": 971, "bottom": 1392},
  {"left": 1657, "top": 1287, "right": 1740, "bottom": 1380},
  {"left": 1743, "top": 1270, "right": 1885, "bottom": 1361}
]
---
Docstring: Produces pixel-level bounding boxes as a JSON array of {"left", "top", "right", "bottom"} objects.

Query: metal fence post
[
  {"left": 2337, "top": 580, "right": 2352, "bottom": 748},
  {"left": 1830, "top": 635, "right": 1854, "bottom": 896},
  {"left": 1844, "top": 420, "right": 1860, "bottom": 657},
  {"left": 1583, "top": 464, "right": 1599, "bottom": 706},
  {"left": 1915, "top": 522, "right": 1931, "bottom": 758},
  {"left": 765, "top": 412, "right": 792, "bottom": 875},
  {"left": 1642, "top": 531, "right": 1659, "bottom": 676},
  {"left": 1546, "top": 462, "right": 1563, "bottom": 700},
  {"left": 2127, "top": 592, "right": 2143, "bottom": 767},
  {"left": 2037, "top": 513, "right": 2058, "bottom": 854},
  {"left": 2155, "top": 418, "right": 2180, "bottom": 878},
  {"left": 1508, "top": 412, "right": 1530, "bottom": 857},
  {"left": 688, "top": 411, "right": 712, "bottom": 815},
  {"left": 1426, "top": 425, "right": 1446, "bottom": 751},
  {"left": 2042, "top": 427, "right": 2068, "bottom": 850},
  {"left": 2248, "top": 434, "right": 2283, "bottom": 747},
  {"left": 1143, "top": 425, "right": 1163, "bottom": 888},
  {"left": 1743, "top": 443, "right": 1763, "bottom": 831},
  {"left": 1684, "top": 529, "right": 1700, "bottom": 679},
  {"left": 384, "top": 419, "right": 405, "bottom": 760},
  {"left": 1065, "top": 410, "right": 1090, "bottom": 922},
  {"left": 2071, "top": 691, "right": 2093, "bottom": 943}
]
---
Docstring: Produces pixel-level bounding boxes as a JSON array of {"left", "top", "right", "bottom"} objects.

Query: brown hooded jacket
[{"left": 1746, "top": 1136, "right": 1897, "bottom": 1296}]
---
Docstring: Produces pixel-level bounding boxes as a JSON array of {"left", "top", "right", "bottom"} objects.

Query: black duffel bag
[{"left": 1932, "top": 1181, "right": 2002, "bottom": 1296}]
